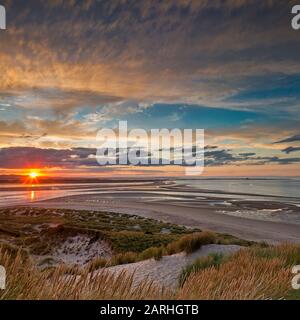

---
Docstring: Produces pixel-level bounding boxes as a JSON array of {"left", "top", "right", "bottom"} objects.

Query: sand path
[{"left": 104, "top": 244, "right": 241, "bottom": 289}]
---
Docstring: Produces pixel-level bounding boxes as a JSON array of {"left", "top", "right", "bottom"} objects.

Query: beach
[
  {"left": 31, "top": 195, "right": 300, "bottom": 244},
  {"left": 1, "top": 179, "right": 300, "bottom": 298},
  {"left": 1, "top": 178, "right": 299, "bottom": 244},
  {"left": 18, "top": 178, "right": 300, "bottom": 244}
]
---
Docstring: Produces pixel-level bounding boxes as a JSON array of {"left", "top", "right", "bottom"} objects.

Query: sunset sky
[{"left": 0, "top": 0, "right": 300, "bottom": 177}]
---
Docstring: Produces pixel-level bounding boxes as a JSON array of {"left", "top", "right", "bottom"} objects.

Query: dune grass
[
  {"left": 0, "top": 245, "right": 171, "bottom": 300},
  {"left": 1, "top": 243, "right": 300, "bottom": 300},
  {"left": 2, "top": 207, "right": 297, "bottom": 300},
  {"left": 168, "top": 231, "right": 216, "bottom": 254},
  {"left": 87, "top": 231, "right": 218, "bottom": 271},
  {"left": 177, "top": 244, "right": 300, "bottom": 300},
  {"left": 178, "top": 252, "right": 226, "bottom": 287}
]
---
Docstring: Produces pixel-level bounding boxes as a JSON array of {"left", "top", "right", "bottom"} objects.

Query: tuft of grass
[
  {"left": 107, "top": 230, "right": 179, "bottom": 253},
  {"left": 167, "top": 231, "right": 216, "bottom": 255},
  {"left": 250, "top": 243, "right": 300, "bottom": 266},
  {"left": 86, "top": 257, "right": 109, "bottom": 272},
  {"left": 215, "top": 233, "right": 255, "bottom": 247},
  {"left": 87, "top": 246, "right": 165, "bottom": 272},
  {"left": 178, "top": 253, "right": 226, "bottom": 287},
  {"left": 138, "top": 246, "right": 164, "bottom": 261},
  {"left": 110, "top": 252, "right": 138, "bottom": 266}
]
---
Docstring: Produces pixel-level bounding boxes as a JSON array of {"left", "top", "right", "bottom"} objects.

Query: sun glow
[
  {"left": 29, "top": 171, "right": 39, "bottom": 179},
  {"left": 23, "top": 170, "right": 41, "bottom": 184}
]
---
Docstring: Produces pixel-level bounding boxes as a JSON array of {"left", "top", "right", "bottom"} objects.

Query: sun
[
  {"left": 27, "top": 169, "right": 41, "bottom": 183},
  {"left": 22, "top": 169, "right": 42, "bottom": 185},
  {"left": 23, "top": 170, "right": 41, "bottom": 184},
  {"left": 29, "top": 171, "right": 38, "bottom": 179}
]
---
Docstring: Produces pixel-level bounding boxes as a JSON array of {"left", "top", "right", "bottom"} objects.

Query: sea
[{"left": 0, "top": 178, "right": 299, "bottom": 207}]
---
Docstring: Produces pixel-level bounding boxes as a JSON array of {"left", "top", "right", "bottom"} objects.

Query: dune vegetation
[
  {"left": 1, "top": 243, "right": 299, "bottom": 300},
  {"left": 0, "top": 207, "right": 299, "bottom": 300},
  {"left": 0, "top": 207, "right": 252, "bottom": 269},
  {"left": 178, "top": 243, "right": 300, "bottom": 300}
]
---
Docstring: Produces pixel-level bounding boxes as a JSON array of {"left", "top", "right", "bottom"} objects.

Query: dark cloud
[
  {"left": 204, "top": 149, "right": 253, "bottom": 166},
  {"left": 205, "top": 145, "right": 218, "bottom": 150},
  {"left": 281, "top": 146, "right": 300, "bottom": 154},
  {"left": 274, "top": 134, "right": 300, "bottom": 144},
  {"left": 1, "top": 145, "right": 300, "bottom": 170},
  {"left": 205, "top": 149, "right": 300, "bottom": 166},
  {"left": 0, "top": 147, "right": 97, "bottom": 168},
  {"left": 257, "top": 156, "right": 300, "bottom": 165},
  {"left": 239, "top": 153, "right": 256, "bottom": 157}
]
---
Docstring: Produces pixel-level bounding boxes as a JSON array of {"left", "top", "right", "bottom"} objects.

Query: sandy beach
[
  {"left": 31, "top": 193, "right": 300, "bottom": 244},
  {"left": 2, "top": 178, "right": 300, "bottom": 245}
]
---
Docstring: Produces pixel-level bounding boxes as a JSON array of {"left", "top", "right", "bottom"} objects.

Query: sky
[{"left": 0, "top": 0, "right": 300, "bottom": 177}]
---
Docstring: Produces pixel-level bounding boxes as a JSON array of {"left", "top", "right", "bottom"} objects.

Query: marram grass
[{"left": 1, "top": 243, "right": 300, "bottom": 300}]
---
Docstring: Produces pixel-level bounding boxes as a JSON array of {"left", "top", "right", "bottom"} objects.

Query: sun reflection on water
[{"left": 30, "top": 191, "right": 35, "bottom": 201}]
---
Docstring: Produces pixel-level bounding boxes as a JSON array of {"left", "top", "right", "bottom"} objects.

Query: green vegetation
[
  {"left": 87, "top": 232, "right": 218, "bottom": 271},
  {"left": 178, "top": 252, "right": 226, "bottom": 287},
  {"left": 250, "top": 243, "right": 300, "bottom": 266},
  {"left": 0, "top": 207, "right": 253, "bottom": 269},
  {"left": 0, "top": 207, "right": 191, "bottom": 255},
  {"left": 169, "top": 231, "right": 216, "bottom": 254},
  {"left": 215, "top": 232, "right": 256, "bottom": 247}
]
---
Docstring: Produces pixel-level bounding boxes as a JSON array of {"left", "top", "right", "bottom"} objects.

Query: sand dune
[{"left": 104, "top": 244, "right": 241, "bottom": 289}]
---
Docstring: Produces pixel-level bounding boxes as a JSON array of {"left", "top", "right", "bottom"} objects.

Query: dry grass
[
  {"left": 178, "top": 253, "right": 226, "bottom": 287},
  {"left": 0, "top": 245, "right": 171, "bottom": 300},
  {"left": 166, "top": 231, "right": 216, "bottom": 255},
  {"left": 138, "top": 246, "right": 164, "bottom": 261},
  {"left": 177, "top": 244, "right": 299, "bottom": 300},
  {"left": 85, "top": 231, "right": 217, "bottom": 272},
  {"left": 1, "top": 239, "right": 299, "bottom": 300}
]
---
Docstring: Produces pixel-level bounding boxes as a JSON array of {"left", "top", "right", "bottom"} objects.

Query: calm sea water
[
  {"left": 0, "top": 178, "right": 299, "bottom": 207},
  {"left": 176, "top": 178, "right": 300, "bottom": 199},
  {"left": 0, "top": 182, "right": 150, "bottom": 207}
]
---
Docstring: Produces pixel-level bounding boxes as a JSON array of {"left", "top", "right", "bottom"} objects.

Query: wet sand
[{"left": 31, "top": 195, "right": 300, "bottom": 244}]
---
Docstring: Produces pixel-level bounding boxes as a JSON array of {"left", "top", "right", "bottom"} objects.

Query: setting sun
[
  {"left": 23, "top": 170, "right": 41, "bottom": 184},
  {"left": 29, "top": 171, "right": 39, "bottom": 179}
]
